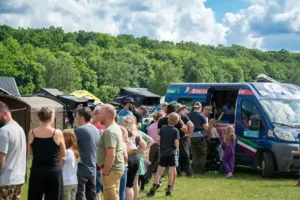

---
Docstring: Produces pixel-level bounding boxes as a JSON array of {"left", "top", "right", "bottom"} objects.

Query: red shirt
[{"left": 93, "top": 123, "right": 105, "bottom": 133}]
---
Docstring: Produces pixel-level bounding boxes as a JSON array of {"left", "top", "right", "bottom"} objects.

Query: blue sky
[
  {"left": 0, "top": 0, "right": 299, "bottom": 51},
  {"left": 205, "top": 0, "right": 250, "bottom": 22}
]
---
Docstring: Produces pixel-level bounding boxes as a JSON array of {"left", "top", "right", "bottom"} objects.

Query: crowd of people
[{"left": 5, "top": 95, "right": 299, "bottom": 200}]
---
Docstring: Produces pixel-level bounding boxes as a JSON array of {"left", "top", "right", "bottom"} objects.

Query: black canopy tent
[
  {"left": 115, "top": 88, "right": 160, "bottom": 107},
  {"left": 35, "top": 88, "right": 64, "bottom": 99}
]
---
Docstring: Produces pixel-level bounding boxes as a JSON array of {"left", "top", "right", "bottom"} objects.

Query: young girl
[
  {"left": 221, "top": 126, "right": 236, "bottom": 178},
  {"left": 206, "top": 119, "right": 220, "bottom": 172},
  {"left": 62, "top": 130, "right": 81, "bottom": 200}
]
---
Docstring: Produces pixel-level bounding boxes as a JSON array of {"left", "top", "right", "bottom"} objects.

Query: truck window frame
[{"left": 241, "top": 100, "right": 264, "bottom": 130}]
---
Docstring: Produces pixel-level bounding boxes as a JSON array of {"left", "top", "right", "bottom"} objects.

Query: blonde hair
[
  {"left": 153, "top": 111, "right": 165, "bottom": 122},
  {"left": 224, "top": 126, "right": 235, "bottom": 146},
  {"left": 123, "top": 115, "right": 138, "bottom": 136},
  {"left": 168, "top": 112, "right": 180, "bottom": 125},
  {"left": 120, "top": 126, "right": 128, "bottom": 141},
  {"left": 63, "top": 130, "right": 81, "bottom": 162}
]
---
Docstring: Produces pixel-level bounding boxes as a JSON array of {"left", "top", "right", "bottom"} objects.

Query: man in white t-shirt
[{"left": 0, "top": 101, "right": 26, "bottom": 200}]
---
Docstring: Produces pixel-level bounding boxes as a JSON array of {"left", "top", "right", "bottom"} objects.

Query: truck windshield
[{"left": 260, "top": 99, "right": 300, "bottom": 127}]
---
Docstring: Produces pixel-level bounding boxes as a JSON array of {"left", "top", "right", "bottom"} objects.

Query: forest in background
[{"left": 1, "top": 25, "right": 300, "bottom": 103}]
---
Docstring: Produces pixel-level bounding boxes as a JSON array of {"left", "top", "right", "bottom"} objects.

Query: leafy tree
[
  {"left": 1, "top": 26, "right": 300, "bottom": 102},
  {"left": 94, "top": 85, "right": 119, "bottom": 103}
]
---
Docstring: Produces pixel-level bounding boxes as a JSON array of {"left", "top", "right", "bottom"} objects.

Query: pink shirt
[{"left": 147, "top": 122, "right": 159, "bottom": 143}]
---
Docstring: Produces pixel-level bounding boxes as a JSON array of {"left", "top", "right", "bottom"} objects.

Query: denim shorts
[{"left": 96, "top": 170, "right": 103, "bottom": 193}]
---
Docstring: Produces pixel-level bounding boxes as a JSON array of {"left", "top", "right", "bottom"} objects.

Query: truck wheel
[{"left": 261, "top": 151, "right": 275, "bottom": 178}]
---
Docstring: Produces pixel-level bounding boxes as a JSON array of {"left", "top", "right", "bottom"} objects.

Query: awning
[{"left": 70, "top": 90, "right": 101, "bottom": 104}]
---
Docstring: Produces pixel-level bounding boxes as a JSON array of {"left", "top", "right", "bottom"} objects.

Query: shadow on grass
[{"left": 186, "top": 166, "right": 299, "bottom": 181}]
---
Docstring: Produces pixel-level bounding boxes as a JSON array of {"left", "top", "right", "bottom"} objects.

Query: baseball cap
[
  {"left": 175, "top": 103, "right": 183, "bottom": 111},
  {"left": 204, "top": 106, "right": 213, "bottom": 114},
  {"left": 193, "top": 102, "right": 202, "bottom": 108},
  {"left": 123, "top": 97, "right": 135, "bottom": 104},
  {"left": 182, "top": 105, "right": 189, "bottom": 110},
  {"left": 170, "top": 101, "right": 177, "bottom": 105}
]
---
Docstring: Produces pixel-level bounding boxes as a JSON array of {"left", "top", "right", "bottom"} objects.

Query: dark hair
[
  {"left": 76, "top": 107, "right": 92, "bottom": 122},
  {"left": 0, "top": 101, "right": 9, "bottom": 112},
  {"left": 37, "top": 107, "right": 54, "bottom": 122},
  {"left": 166, "top": 104, "right": 176, "bottom": 115}
]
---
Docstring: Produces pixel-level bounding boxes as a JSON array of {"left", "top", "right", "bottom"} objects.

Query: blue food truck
[{"left": 165, "top": 78, "right": 300, "bottom": 178}]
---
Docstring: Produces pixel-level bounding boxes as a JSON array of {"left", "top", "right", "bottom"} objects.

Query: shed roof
[
  {"left": 0, "top": 77, "right": 20, "bottom": 97},
  {"left": 20, "top": 96, "right": 64, "bottom": 110}
]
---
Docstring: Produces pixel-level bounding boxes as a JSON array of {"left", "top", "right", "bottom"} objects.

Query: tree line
[{"left": 1, "top": 25, "right": 300, "bottom": 103}]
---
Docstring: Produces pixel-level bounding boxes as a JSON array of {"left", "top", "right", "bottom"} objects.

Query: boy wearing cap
[{"left": 187, "top": 102, "right": 210, "bottom": 174}]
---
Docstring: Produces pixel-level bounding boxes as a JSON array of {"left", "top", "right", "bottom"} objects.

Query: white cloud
[
  {"left": 223, "top": 0, "right": 300, "bottom": 49},
  {"left": 0, "top": 0, "right": 228, "bottom": 45},
  {"left": 1, "top": 0, "right": 300, "bottom": 50}
]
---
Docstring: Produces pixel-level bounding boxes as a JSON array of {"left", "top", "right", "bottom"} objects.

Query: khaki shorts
[{"left": 0, "top": 184, "right": 22, "bottom": 200}]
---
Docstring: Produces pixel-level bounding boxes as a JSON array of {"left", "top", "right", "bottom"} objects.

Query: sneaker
[
  {"left": 147, "top": 190, "right": 156, "bottom": 197},
  {"left": 166, "top": 190, "right": 172, "bottom": 196},
  {"left": 147, "top": 184, "right": 160, "bottom": 197},
  {"left": 226, "top": 173, "right": 233, "bottom": 178},
  {"left": 166, "top": 186, "right": 172, "bottom": 196},
  {"left": 296, "top": 182, "right": 300, "bottom": 187}
]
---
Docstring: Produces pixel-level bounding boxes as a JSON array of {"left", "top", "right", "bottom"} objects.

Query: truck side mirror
[{"left": 249, "top": 115, "right": 261, "bottom": 130}]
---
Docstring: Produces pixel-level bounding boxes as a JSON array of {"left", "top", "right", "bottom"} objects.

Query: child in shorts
[{"left": 147, "top": 112, "right": 180, "bottom": 197}]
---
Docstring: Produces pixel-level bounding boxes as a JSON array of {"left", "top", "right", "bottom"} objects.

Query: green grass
[{"left": 21, "top": 162, "right": 300, "bottom": 200}]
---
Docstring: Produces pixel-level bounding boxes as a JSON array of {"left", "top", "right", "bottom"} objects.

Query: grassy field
[{"left": 21, "top": 163, "right": 300, "bottom": 200}]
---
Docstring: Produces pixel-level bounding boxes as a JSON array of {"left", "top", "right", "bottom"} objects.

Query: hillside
[{"left": 0, "top": 25, "right": 300, "bottom": 102}]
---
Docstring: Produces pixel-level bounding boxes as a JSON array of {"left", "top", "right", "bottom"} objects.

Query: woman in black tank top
[{"left": 27, "top": 107, "right": 66, "bottom": 200}]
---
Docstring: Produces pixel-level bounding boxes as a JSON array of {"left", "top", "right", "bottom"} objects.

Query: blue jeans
[
  {"left": 298, "top": 177, "right": 300, "bottom": 183},
  {"left": 96, "top": 170, "right": 103, "bottom": 193},
  {"left": 119, "top": 167, "right": 128, "bottom": 200}
]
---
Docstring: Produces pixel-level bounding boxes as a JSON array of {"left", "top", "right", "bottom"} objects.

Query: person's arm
[
  {"left": 123, "top": 147, "right": 128, "bottom": 164},
  {"left": 103, "top": 147, "right": 115, "bottom": 176},
  {"left": 27, "top": 130, "right": 34, "bottom": 157},
  {"left": 137, "top": 137, "right": 147, "bottom": 154},
  {"left": 157, "top": 130, "right": 161, "bottom": 146},
  {"left": 292, "top": 151, "right": 300, "bottom": 156},
  {"left": 102, "top": 132, "right": 118, "bottom": 176},
  {"left": 177, "top": 120, "right": 187, "bottom": 133},
  {"left": 61, "top": 149, "right": 70, "bottom": 167},
  {"left": 174, "top": 129, "right": 180, "bottom": 148},
  {"left": 0, "top": 129, "right": 9, "bottom": 173},
  {"left": 0, "top": 153, "right": 6, "bottom": 173},
  {"left": 140, "top": 131, "right": 154, "bottom": 147},
  {"left": 217, "top": 112, "right": 224, "bottom": 122},
  {"left": 186, "top": 121, "right": 194, "bottom": 138},
  {"left": 202, "top": 116, "right": 209, "bottom": 131},
  {"left": 55, "top": 130, "right": 66, "bottom": 159}
]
